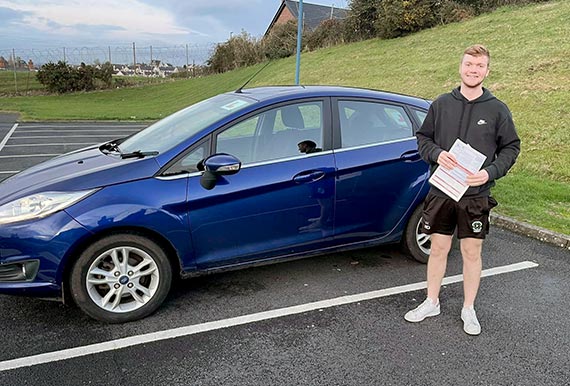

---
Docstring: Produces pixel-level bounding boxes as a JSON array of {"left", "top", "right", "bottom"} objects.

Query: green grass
[
  {"left": 0, "top": 70, "right": 45, "bottom": 94},
  {"left": 0, "top": 67, "right": 260, "bottom": 120},
  {"left": 0, "top": 1, "right": 568, "bottom": 235},
  {"left": 0, "top": 70, "right": 189, "bottom": 97},
  {"left": 493, "top": 172, "right": 570, "bottom": 234}
]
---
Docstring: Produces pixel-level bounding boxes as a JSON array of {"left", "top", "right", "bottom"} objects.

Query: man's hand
[
  {"left": 437, "top": 151, "right": 458, "bottom": 170},
  {"left": 466, "top": 170, "right": 489, "bottom": 187}
]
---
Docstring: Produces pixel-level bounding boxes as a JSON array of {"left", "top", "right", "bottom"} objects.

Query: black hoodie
[{"left": 416, "top": 87, "right": 521, "bottom": 198}]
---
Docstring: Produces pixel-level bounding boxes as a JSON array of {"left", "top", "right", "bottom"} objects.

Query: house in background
[{"left": 265, "top": 0, "right": 348, "bottom": 36}]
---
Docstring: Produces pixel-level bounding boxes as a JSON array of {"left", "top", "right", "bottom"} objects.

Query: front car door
[{"left": 183, "top": 99, "right": 336, "bottom": 269}]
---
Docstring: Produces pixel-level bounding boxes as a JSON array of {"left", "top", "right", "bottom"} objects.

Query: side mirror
[{"left": 200, "top": 153, "right": 241, "bottom": 190}]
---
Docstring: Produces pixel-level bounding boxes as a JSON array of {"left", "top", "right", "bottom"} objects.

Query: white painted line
[
  {"left": 17, "top": 125, "right": 146, "bottom": 129},
  {"left": 0, "top": 260, "right": 538, "bottom": 373},
  {"left": 4, "top": 143, "right": 95, "bottom": 147},
  {"left": 13, "top": 135, "right": 126, "bottom": 139},
  {"left": 0, "top": 154, "right": 60, "bottom": 159},
  {"left": 0, "top": 123, "right": 18, "bottom": 152},
  {"left": 0, "top": 171, "right": 19, "bottom": 174},
  {"left": 16, "top": 129, "right": 141, "bottom": 133}
]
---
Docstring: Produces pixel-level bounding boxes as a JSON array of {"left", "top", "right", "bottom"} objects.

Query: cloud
[
  {"left": 0, "top": 0, "right": 192, "bottom": 42},
  {"left": 0, "top": 0, "right": 351, "bottom": 51}
]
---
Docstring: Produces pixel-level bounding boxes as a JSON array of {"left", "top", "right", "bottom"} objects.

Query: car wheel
[
  {"left": 70, "top": 234, "right": 172, "bottom": 323},
  {"left": 402, "top": 204, "right": 430, "bottom": 263}
]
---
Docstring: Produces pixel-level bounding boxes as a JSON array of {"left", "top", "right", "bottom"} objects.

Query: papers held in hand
[{"left": 428, "top": 139, "right": 487, "bottom": 202}]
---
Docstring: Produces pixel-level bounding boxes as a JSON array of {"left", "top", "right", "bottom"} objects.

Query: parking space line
[
  {"left": 0, "top": 123, "right": 18, "bottom": 152},
  {"left": 0, "top": 154, "right": 60, "bottom": 158},
  {"left": 4, "top": 143, "right": 95, "bottom": 147},
  {"left": 17, "top": 125, "right": 146, "bottom": 128},
  {"left": 0, "top": 261, "right": 538, "bottom": 372},
  {"left": 12, "top": 135, "right": 130, "bottom": 139},
  {"left": 16, "top": 129, "right": 140, "bottom": 133},
  {"left": 0, "top": 171, "right": 19, "bottom": 174}
]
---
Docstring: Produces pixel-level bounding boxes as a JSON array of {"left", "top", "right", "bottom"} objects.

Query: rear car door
[{"left": 332, "top": 98, "right": 428, "bottom": 243}]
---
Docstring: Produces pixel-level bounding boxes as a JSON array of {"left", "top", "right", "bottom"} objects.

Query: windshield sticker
[{"left": 221, "top": 99, "right": 249, "bottom": 111}]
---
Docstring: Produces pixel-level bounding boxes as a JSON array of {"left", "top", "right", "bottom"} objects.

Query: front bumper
[{"left": 0, "top": 210, "right": 91, "bottom": 298}]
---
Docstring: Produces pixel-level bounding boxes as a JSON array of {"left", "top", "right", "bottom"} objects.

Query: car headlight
[{"left": 0, "top": 190, "right": 97, "bottom": 225}]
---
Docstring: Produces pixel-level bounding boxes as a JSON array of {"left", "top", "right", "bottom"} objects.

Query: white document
[{"left": 428, "top": 139, "right": 487, "bottom": 202}]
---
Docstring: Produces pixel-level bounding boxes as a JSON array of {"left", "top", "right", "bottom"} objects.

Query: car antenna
[{"left": 235, "top": 61, "right": 272, "bottom": 93}]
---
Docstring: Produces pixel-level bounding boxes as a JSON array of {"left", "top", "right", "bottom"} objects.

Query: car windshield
[{"left": 119, "top": 94, "right": 255, "bottom": 154}]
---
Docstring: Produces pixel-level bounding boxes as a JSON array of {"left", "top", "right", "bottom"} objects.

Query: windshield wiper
[{"left": 120, "top": 150, "right": 159, "bottom": 159}]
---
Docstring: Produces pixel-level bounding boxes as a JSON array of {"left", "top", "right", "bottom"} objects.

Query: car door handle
[
  {"left": 293, "top": 170, "right": 326, "bottom": 183},
  {"left": 400, "top": 150, "right": 421, "bottom": 162}
]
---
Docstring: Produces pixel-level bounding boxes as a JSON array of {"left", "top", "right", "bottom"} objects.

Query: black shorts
[{"left": 421, "top": 193, "right": 498, "bottom": 239}]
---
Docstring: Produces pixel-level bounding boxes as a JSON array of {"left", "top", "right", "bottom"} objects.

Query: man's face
[{"left": 460, "top": 54, "right": 490, "bottom": 88}]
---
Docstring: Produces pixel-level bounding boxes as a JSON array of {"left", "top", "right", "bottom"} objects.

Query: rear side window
[
  {"left": 411, "top": 108, "right": 428, "bottom": 125},
  {"left": 338, "top": 100, "right": 413, "bottom": 148}
]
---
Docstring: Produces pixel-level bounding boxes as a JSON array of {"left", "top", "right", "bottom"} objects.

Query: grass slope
[{"left": 0, "top": 1, "right": 568, "bottom": 234}]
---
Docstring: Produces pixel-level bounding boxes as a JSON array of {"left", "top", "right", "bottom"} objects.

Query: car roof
[{"left": 228, "top": 85, "right": 430, "bottom": 109}]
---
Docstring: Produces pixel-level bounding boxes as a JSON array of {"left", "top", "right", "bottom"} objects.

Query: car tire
[
  {"left": 402, "top": 204, "right": 430, "bottom": 264},
  {"left": 70, "top": 234, "right": 172, "bottom": 323}
]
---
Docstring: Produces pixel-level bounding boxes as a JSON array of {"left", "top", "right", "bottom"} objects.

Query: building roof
[{"left": 265, "top": 0, "right": 349, "bottom": 36}]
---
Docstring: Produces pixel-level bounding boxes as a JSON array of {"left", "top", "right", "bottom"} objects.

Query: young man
[{"left": 405, "top": 44, "right": 520, "bottom": 335}]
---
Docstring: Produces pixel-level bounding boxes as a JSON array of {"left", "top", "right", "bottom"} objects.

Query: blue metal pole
[{"left": 295, "top": 0, "right": 304, "bottom": 85}]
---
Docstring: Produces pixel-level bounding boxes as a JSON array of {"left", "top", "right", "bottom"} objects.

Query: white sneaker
[
  {"left": 404, "top": 298, "right": 440, "bottom": 322},
  {"left": 461, "top": 307, "right": 481, "bottom": 335}
]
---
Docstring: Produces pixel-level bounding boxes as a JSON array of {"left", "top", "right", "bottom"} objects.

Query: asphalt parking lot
[
  {"left": 1, "top": 119, "right": 569, "bottom": 386},
  {"left": 0, "top": 119, "right": 146, "bottom": 182}
]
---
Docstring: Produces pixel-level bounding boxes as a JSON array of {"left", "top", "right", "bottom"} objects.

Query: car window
[
  {"left": 412, "top": 108, "right": 428, "bottom": 125},
  {"left": 339, "top": 100, "right": 414, "bottom": 148},
  {"left": 217, "top": 116, "right": 260, "bottom": 163},
  {"left": 216, "top": 101, "right": 324, "bottom": 165},
  {"left": 120, "top": 94, "right": 254, "bottom": 154},
  {"left": 165, "top": 139, "right": 210, "bottom": 174}
]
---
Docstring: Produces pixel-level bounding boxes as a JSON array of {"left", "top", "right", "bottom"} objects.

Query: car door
[
  {"left": 332, "top": 98, "right": 428, "bottom": 243},
  {"left": 181, "top": 99, "right": 336, "bottom": 269}
]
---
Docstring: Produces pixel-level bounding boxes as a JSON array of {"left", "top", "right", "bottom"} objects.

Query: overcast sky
[{"left": 0, "top": 0, "right": 350, "bottom": 50}]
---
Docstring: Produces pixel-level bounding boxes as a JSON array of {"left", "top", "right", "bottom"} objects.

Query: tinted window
[
  {"left": 216, "top": 101, "right": 324, "bottom": 164},
  {"left": 339, "top": 101, "right": 413, "bottom": 148}
]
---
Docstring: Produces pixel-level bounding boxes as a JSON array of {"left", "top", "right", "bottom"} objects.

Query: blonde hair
[{"left": 463, "top": 44, "right": 490, "bottom": 66}]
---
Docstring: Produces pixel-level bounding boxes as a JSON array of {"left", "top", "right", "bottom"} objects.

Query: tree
[
  {"left": 207, "top": 31, "right": 263, "bottom": 73},
  {"left": 306, "top": 19, "right": 348, "bottom": 51},
  {"left": 345, "top": 0, "right": 379, "bottom": 41},
  {"left": 261, "top": 21, "right": 305, "bottom": 60},
  {"left": 376, "top": 0, "right": 438, "bottom": 38}
]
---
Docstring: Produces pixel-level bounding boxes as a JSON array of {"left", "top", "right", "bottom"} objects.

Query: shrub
[
  {"left": 453, "top": 0, "right": 549, "bottom": 14},
  {"left": 376, "top": 0, "right": 439, "bottom": 39},
  {"left": 306, "top": 19, "right": 347, "bottom": 51},
  {"left": 436, "top": 0, "right": 476, "bottom": 24},
  {"left": 207, "top": 31, "right": 263, "bottom": 73},
  {"left": 261, "top": 21, "right": 306, "bottom": 60},
  {"left": 36, "top": 61, "right": 114, "bottom": 93},
  {"left": 344, "top": 0, "right": 379, "bottom": 41}
]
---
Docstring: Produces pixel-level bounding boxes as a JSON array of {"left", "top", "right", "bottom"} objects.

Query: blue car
[{"left": 0, "top": 86, "right": 432, "bottom": 323}]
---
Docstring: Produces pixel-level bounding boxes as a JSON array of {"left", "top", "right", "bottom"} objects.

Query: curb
[{"left": 491, "top": 213, "right": 570, "bottom": 251}]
